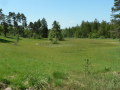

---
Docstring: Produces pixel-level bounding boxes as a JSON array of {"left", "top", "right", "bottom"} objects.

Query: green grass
[{"left": 0, "top": 37, "right": 120, "bottom": 89}]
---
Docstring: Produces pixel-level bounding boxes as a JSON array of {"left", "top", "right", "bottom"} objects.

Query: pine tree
[
  {"left": 49, "top": 21, "right": 63, "bottom": 43},
  {"left": 40, "top": 18, "right": 48, "bottom": 38},
  {"left": 112, "top": 0, "right": 120, "bottom": 39}
]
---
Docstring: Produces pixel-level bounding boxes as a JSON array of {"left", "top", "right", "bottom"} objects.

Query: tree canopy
[{"left": 0, "top": 7, "right": 120, "bottom": 41}]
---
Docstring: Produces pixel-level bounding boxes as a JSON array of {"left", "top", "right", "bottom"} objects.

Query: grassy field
[{"left": 0, "top": 37, "right": 120, "bottom": 90}]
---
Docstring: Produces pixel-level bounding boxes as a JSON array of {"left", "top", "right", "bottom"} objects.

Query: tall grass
[{"left": 0, "top": 37, "right": 120, "bottom": 89}]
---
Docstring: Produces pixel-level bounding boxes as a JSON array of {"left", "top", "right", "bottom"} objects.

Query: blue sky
[{"left": 0, "top": 0, "right": 114, "bottom": 28}]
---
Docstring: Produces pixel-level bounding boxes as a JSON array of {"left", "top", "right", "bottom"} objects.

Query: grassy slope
[{"left": 0, "top": 37, "right": 120, "bottom": 89}]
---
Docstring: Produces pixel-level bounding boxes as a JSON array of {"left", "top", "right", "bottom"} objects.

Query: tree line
[
  {"left": 0, "top": 0, "right": 120, "bottom": 43},
  {"left": 62, "top": 19, "right": 116, "bottom": 39},
  {"left": 0, "top": 9, "right": 63, "bottom": 43},
  {"left": 0, "top": 9, "right": 49, "bottom": 40},
  {"left": 62, "top": 0, "right": 120, "bottom": 39}
]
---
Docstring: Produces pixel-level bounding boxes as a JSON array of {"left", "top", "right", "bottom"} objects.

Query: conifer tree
[
  {"left": 49, "top": 21, "right": 63, "bottom": 43},
  {"left": 112, "top": 0, "right": 120, "bottom": 39}
]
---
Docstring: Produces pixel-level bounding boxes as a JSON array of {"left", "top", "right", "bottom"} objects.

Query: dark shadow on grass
[
  {"left": 6, "top": 36, "right": 15, "bottom": 39},
  {"left": 6, "top": 36, "right": 22, "bottom": 40},
  {"left": 0, "top": 38, "right": 13, "bottom": 43}
]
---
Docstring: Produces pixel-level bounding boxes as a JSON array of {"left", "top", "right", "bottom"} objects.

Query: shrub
[
  {"left": 53, "top": 71, "right": 68, "bottom": 80},
  {"left": 89, "top": 33, "right": 99, "bottom": 38},
  {"left": 0, "top": 78, "right": 10, "bottom": 85},
  {"left": 103, "top": 67, "right": 111, "bottom": 72},
  {"left": 54, "top": 79, "right": 63, "bottom": 86}
]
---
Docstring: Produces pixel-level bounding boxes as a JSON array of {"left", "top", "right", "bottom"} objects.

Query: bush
[
  {"left": 89, "top": 33, "right": 99, "bottom": 38},
  {"left": 0, "top": 78, "right": 10, "bottom": 85},
  {"left": 49, "top": 30, "right": 63, "bottom": 41},
  {"left": 99, "top": 36, "right": 105, "bottom": 39},
  {"left": 32, "top": 33, "right": 41, "bottom": 39},
  {"left": 53, "top": 71, "right": 68, "bottom": 80},
  {"left": 28, "top": 75, "right": 49, "bottom": 89},
  {"left": 54, "top": 79, "right": 63, "bottom": 86},
  {"left": 103, "top": 67, "right": 111, "bottom": 72}
]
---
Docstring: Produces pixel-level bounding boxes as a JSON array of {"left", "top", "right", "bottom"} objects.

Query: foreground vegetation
[{"left": 0, "top": 37, "right": 120, "bottom": 89}]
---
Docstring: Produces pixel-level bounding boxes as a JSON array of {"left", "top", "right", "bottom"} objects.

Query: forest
[{"left": 0, "top": 2, "right": 120, "bottom": 42}]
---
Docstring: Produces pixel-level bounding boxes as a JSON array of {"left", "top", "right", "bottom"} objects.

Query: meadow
[{"left": 0, "top": 37, "right": 120, "bottom": 90}]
